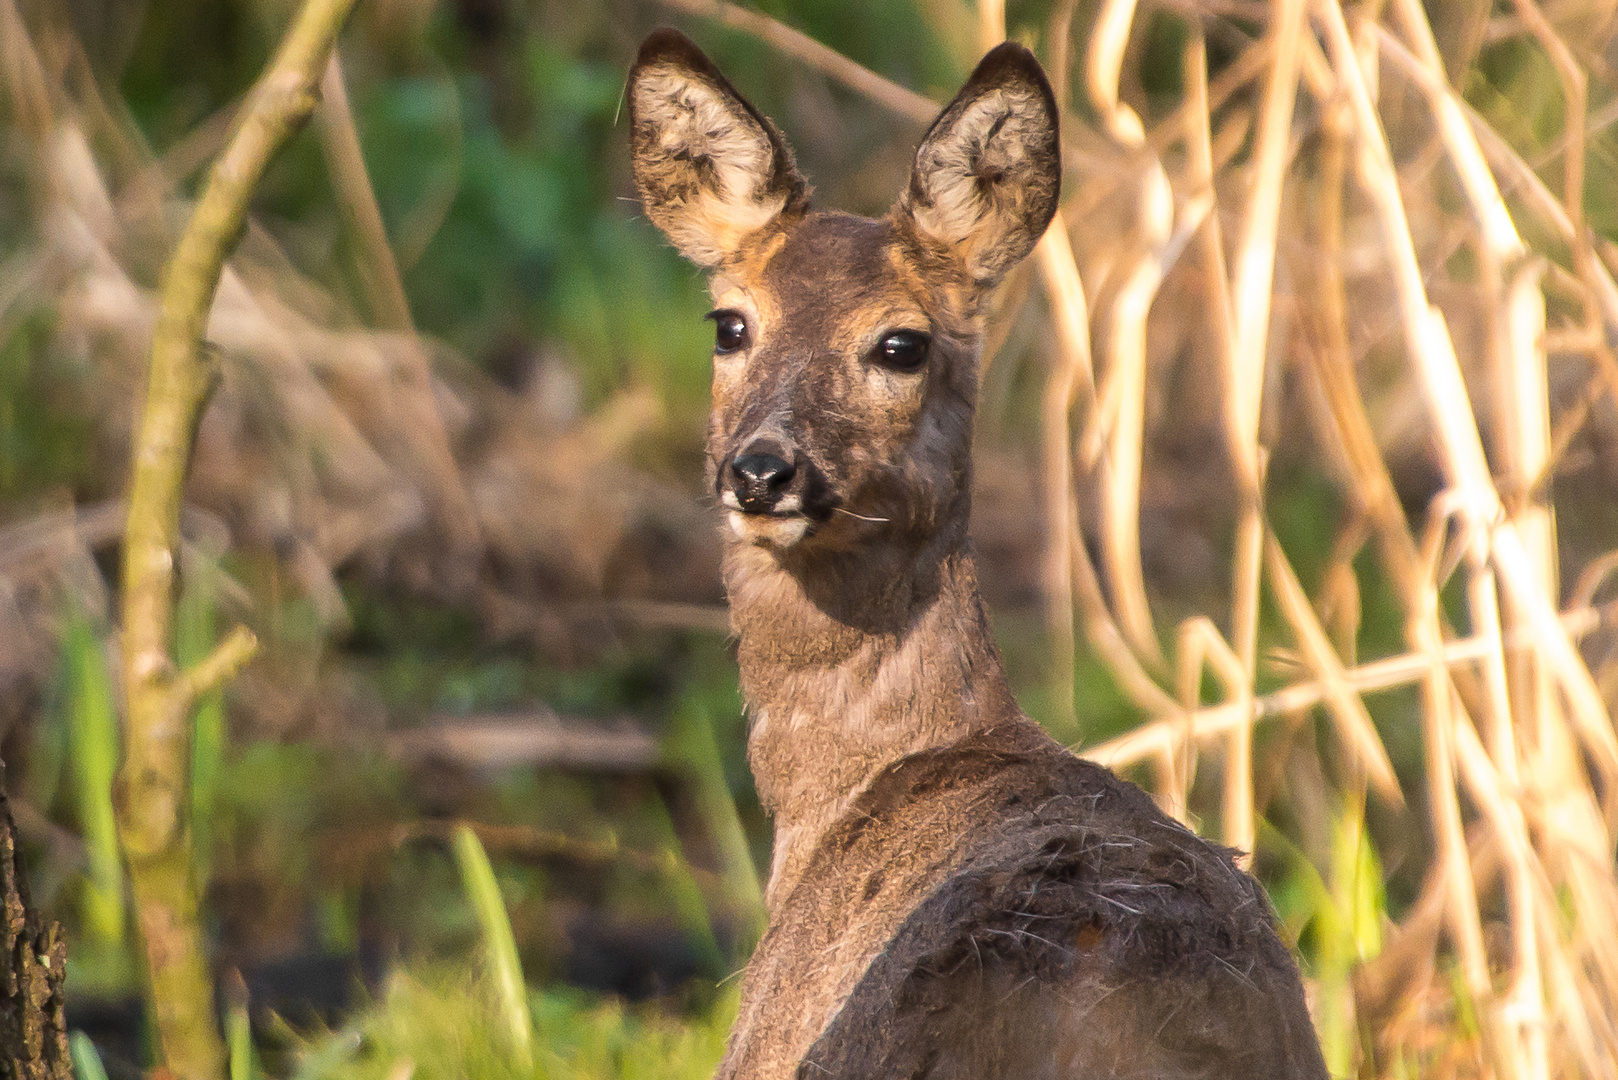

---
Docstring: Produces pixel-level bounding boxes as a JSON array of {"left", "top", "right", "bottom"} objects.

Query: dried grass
[
  {"left": 4, "top": 0, "right": 1618, "bottom": 1075},
  {"left": 677, "top": 0, "right": 1618, "bottom": 1075},
  {"left": 0, "top": 1, "right": 725, "bottom": 741}
]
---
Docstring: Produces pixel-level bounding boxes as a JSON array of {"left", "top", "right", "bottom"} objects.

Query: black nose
[{"left": 729, "top": 452, "right": 796, "bottom": 512}]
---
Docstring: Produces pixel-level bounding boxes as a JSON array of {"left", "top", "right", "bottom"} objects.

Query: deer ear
[
  {"left": 628, "top": 29, "right": 809, "bottom": 268},
  {"left": 896, "top": 43, "right": 1060, "bottom": 285}
]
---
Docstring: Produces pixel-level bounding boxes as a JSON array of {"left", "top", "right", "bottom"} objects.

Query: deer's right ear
[{"left": 628, "top": 30, "right": 808, "bottom": 269}]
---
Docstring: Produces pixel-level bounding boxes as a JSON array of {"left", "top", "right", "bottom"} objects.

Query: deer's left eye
[
  {"left": 874, "top": 330, "right": 930, "bottom": 372},
  {"left": 707, "top": 310, "right": 750, "bottom": 353}
]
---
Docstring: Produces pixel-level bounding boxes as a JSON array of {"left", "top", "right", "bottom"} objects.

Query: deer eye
[
  {"left": 706, "top": 310, "right": 750, "bottom": 354},
  {"left": 875, "top": 330, "right": 930, "bottom": 372}
]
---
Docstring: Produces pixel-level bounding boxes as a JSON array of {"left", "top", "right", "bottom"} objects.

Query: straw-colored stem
[
  {"left": 1385, "top": 9, "right": 1561, "bottom": 1064},
  {"left": 1176, "top": 618, "right": 1253, "bottom": 859},
  {"left": 1180, "top": 30, "right": 1263, "bottom": 865},
  {"left": 976, "top": 0, "right": 1169, "bottom": 716},
  {"left": 1451, "top": 700, "right": 1551, "bottom": 1080},
  {"left": 1227, "top": 0, "right": 1304, "bottom": 489},
  {"left": 1320, "top": 0, "right": 1618, "bottom": 794},
  {"left": 1408, "top": 596, "right": 1494, "bottom": 1014},
  {"left": 1044, "top": 0, "right": 1081, "bottom": 113},
  {"left": 1183, "top": 35, "right": 1263, "bottom": 696},
  {"left": 1031, "top": 220, "right": 1174, "bottom": 717},
  {"left": 1099, "top": 196, "right": 1170, "bottom": 670},
  {"left": 116, "top": 2, "right": 355, "bottom": 1077},
  {"left": 316, "top": 52, "right": 481, "bottom": 566},
  {"left": 1264, "top": 531, "right": 1401, "bottom": 801},
  {"left": 1070, "top": 0, "right": 1168, "bottom": 670},
  {"left": 1038, "top": 219, "right": 1086, "bottom": 737},
  {"left": 661, "top": 0, "right": 936, "bottom": 123},
  {"left": 1087, "top": 0, "right": 1145, "bottom": 146},
  {"left": 1085, "top": 593, "right": 1618, "bottom": 768},
  {"left": 1505, "top": 0, "right": 1593, "bottom": 318}
]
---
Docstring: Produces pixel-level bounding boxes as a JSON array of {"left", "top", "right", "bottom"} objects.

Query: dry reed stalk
[
  {"left": 315, "top": 51, "right": 482, "bottom": 570},
  {"left": 1450, "top": 698, "right": 1551, "bottom": 1080},
  {"left": 1213, "top": 0, "right": 1306, "bottom": 863},
  {"left": 1021, "top": 23, "right": 1179, "bottom": 719},
  {"left": 0, "top": 0, "right": 56, "bottom": 150},
  {"left": 1324, "top": 0, "right": 1618, "bottom": 790},
  {"left": 1044, "top": 0, "right": 1081, "bottom": 117},
  {"left": 1087, "top": 0, "right": 1144, "bottom": 146},
  {"left": 1037, "top": 221, "right": 1086, "bottom": 736},
  {"left": 1094, "top": 186, "right": 1169, "bottom": 670},
  {"left": 655, "top": 0, "right": 936, "bottom": 123},
  {"left": 1380, "top": 7, "right": 1558, "bottom": 1070},
  {"left": 1410, "top": 580, "right": 1497, "bottom": 1069},
  {"left": 1085, "top": 593, "right": 1618, "bottom": 767},
  {"left": 1264, "top": 530, "right": 1402, "bottom": 801},
  {"left": 1174, "top": 617, "right": 1251, "bottom": 854},
  {"left": 1172, "top": 37, "right": 1267, "bottom": 857},
  {"left": 1079, "top": 0, "right": 1170, "bottom": 670},
  {"left": 1227, "top": 0, "right": 1304, "bottom": 497},
  {"left": 1035, "top": 234, "right": 1177, "bottom": 718},
  {"left": 1505, "top": 0, "right": 1594, "bottom": 317},
  {"left": 975, "top": 0, "right": 1188, "bottom": 736}
]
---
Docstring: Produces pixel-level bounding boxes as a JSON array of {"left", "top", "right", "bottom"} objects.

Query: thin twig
[
  {"left": 116, "top": 2, "right": 357, "bottom": 1077},
  {"left": 655, "top": 0, "right": 936, "bottom": 123}
]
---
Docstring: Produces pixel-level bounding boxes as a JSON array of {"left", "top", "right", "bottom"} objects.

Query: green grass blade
[
  {"left": 226, "top": 969, "right": 254, "bottom": 1080},
  {"left": 61, "top": 612, "right": 123, "bottom": 944},
  {"left": 665, "top": 700, "right": 766, "bottom": 956},
  {"left": 70, "top": 1032, "right": 110, "bottom": 1080},
  {"left": 639, "top": 787, "right": 725, "bottom": 976},
  {"left": 451, "top": 824, "right": 533, "bottom": 1070},
  {"left": 175, "top": 550, "right": 225, "bottom": 883}
]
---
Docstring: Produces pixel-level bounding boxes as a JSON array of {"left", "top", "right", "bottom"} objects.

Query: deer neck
[{"left": 724, "top": 519, "right": 1021, "bottom": 903}]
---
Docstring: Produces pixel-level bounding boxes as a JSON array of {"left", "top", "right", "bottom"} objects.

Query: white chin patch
[{"left": 728, "top": 511, "right": 810, "bottom": 548}]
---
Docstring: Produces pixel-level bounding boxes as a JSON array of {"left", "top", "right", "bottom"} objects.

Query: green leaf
[
  {"left": 61, "top": 612, "right": 123, "bottom": 944},
  {"left": 452, "top": 824, "right": 533, "bottom": 1070}
]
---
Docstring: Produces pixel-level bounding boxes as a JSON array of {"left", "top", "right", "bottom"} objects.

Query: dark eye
[
  {"left": 706, "top": 310, "right": 749, "bottom": 354},
  {"left": 875, "top": 330, "right": 930, "bottom": 372}
]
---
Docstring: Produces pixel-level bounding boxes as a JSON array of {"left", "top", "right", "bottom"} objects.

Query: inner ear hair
[
  {"left": 628, "top": 29, "right": 808, "bottom": 268},
  {"left": 897, "top": 42, "right": 1060, "bottom": 286}
]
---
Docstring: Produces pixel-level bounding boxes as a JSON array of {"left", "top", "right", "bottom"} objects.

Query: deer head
[{"left": 628, "top": 30, "right": 1059, "bottom": 564}]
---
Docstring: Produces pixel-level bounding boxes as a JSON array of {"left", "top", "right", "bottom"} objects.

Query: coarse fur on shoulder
[{"left": 721, "top": 724, "right": 1324, "bottom": 1079}]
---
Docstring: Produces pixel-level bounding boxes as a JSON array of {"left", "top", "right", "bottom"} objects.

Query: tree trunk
[{"left": 0, "top": 762, "right": 71, "bottom": 1080}]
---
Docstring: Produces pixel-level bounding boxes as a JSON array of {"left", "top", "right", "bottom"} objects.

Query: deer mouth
[
  {"left": 720, "top": 490, "right": 814, "bottom": 548},
  {"left": 726, "top": 509, "right": 812, "bottom": 548}
]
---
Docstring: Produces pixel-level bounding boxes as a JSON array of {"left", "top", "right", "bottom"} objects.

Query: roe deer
[{"left": 628, "top": 29, "right": 1329, "bottom": 1080}]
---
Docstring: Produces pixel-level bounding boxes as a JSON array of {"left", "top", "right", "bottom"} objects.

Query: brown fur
[{"left": 627, "top": 30, "right": 1329, "bottom": 1080}]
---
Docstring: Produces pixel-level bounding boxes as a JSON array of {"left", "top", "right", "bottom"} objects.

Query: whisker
[{"left": 834, "top": 508, "right": 890, "bottom": 523}]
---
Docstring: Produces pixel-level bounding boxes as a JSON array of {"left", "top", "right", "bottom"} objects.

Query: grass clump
[{"left": 293, "top": 969, "right": 734, "bottom": 1080}]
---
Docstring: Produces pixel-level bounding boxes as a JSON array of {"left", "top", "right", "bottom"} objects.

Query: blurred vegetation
[{"left": 1, "top": 0, "right": 1618, "bottom": 1077}]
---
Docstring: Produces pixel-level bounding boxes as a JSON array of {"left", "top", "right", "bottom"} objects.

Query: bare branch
[{"left": 115, "top": 2, "right": 359, "bottom": 1078}]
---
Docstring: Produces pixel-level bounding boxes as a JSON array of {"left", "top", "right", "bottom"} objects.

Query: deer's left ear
[
  {"left": 895, "top": 42, "right": 1060, "bottom": 286},
  {"left": 629, "top": 29, "right": 809, "bottom": 269}
]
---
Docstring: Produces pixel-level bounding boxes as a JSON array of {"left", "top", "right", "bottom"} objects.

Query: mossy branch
[{"left": 115, "top": 2, "right": 358, "bottom": 1079}]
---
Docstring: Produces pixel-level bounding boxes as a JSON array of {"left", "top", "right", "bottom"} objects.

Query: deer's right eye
[{"left": 707, "top": 310, "right": 750, "bottom": 353}]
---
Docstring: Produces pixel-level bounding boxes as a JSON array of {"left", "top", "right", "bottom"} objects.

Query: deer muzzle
[{"left": 719, "top": 437, "right": 821, "bottom": 548}]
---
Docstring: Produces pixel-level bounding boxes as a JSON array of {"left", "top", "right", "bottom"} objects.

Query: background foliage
[{"left": 3, "top": 0, "right": 1618, "bottom": 1077}]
